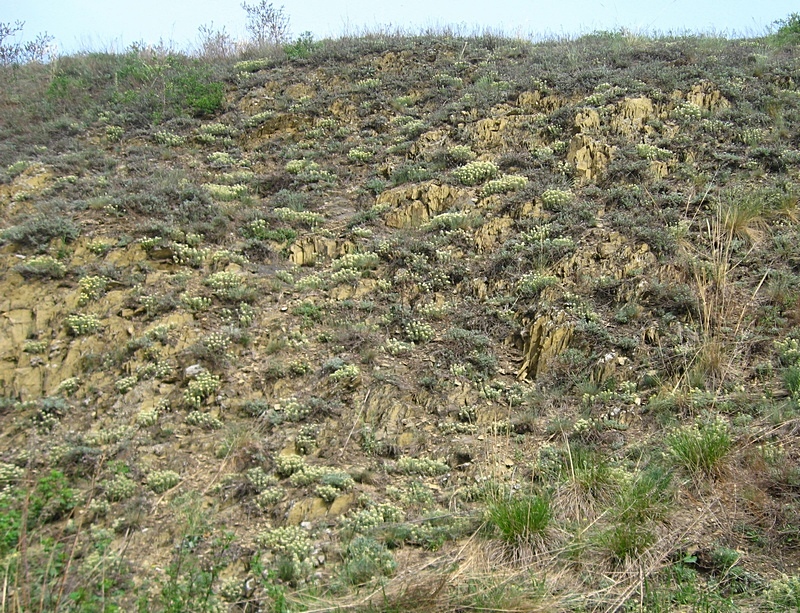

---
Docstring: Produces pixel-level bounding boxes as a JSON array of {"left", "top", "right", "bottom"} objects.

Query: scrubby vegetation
[{"left": 1, "top": 13, "right": 800, "bottom": 611}]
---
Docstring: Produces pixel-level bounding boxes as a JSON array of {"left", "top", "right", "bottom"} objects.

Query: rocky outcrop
[
  {"left": 460, "top": 91, "right": 572, "bottom": 151},
  {"left": 465, "top": 112, "right": 547, "bottom": 151},
  {"left": 575, "top": 109, "right": 601, "bottom": 132},
  {"left": 474, "top": 216, "right": 513, "bottom": 252},
  {"left": 556, "top": 228, "right": 657, "bottom": 288},
  {"left": 516, "top": 229, "right": 660, "bottom": 380},
  {"left": 611, "top": 97, "right": 655, "bottom": 136},
  {"left": 568, "top": 135, "right": 614, "bottom": 182},
  {"left": 517, "top": 310, "right": 573, "bottom": 380},
  {"left": 517, "top": 90, "right": 567, "bottom": 113},
  {"left": 378, "top": 182, "right": 469, "bottom": 229},
  {"left": 410, "top": 129, "right": 448, "bottom": 158},
  {"left": 289, "top": 236, "right": 353, "bottom": 266},
  {"left": 249, "top": 113, "right": 311, "bottom": 140},
  {"left": 685, "top": 82, "right": 730, "bottom": 112},
  {"left": 0, "top": 164, "right": 53, "bottom": 219}
]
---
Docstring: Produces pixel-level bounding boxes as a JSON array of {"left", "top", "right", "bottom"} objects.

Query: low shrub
[
  {"left": 13, "top": 255, "right": 66, "bottom": 278},
  {"left": 2, "top": 215, "right": 79, "bottom": 250}
]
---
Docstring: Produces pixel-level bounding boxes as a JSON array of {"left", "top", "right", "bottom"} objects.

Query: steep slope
[{"left": 1, "top": 32, "right": 800, "bottom": 611}]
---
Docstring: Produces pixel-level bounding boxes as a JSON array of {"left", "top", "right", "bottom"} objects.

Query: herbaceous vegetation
[{"left": 0, "top": 12, "right": 799, "bottom": 613}]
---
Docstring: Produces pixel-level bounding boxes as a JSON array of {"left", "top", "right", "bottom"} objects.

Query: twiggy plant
[{"left": 241, "top": 1, "right": 289, "bottom": 46}]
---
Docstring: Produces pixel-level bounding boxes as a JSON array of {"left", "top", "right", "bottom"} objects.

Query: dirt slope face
[{"left": 1, "top": 33, "right": 800, "bottom": 611}]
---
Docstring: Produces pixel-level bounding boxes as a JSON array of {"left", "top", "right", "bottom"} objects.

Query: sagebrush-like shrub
[
  {"left": 2, "top": 215, "right": 79, "bottom": 250},
  {"left": 340, "top": 536, "right": 397, "bottom": 585}
]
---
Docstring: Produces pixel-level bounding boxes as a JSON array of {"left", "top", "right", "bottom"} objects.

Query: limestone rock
[
  {"left": 330, "top": 278, "right": 379, "bottom": 301},
  {"left": 411, "top": 129, "right": 448, "bottom": 159},
  {"left": 469, "top": 117, "right": 508, "bottom": 149},
  {"left": 248, "top": 113, "right": 310, "bottom": 140},
  {"left": 0, "top": 365, "right": 44, "bottom": 400},
  {"left": 568, "top": 135, "right": 614, "bottom": 182},
  {"left": 592, "top": 352, "right": 634, "bottom": 385},
  {"left": 687, "top": 83, "right": 730, "bottom": 112},
  {"left": 373, "top": 50, "right": 413, "bottom": 74},
  {"left": 649, "top": 160, "right": 669, "bottom": 179},
  {"left": 237, "top": 81, "right": 282, "bottom": 115},
  {"left": 517, "top": 310, "right": 574, "bottom": 380},
  {"left": 362, "top": 384, "right": 414, "bottom": 440},
  {"left": 289, "top": 237, "right": 353, "bottom": 266},
  {"left": 3, "top": 309, "right": 33, "bottom": 346},
  {"left": 517, "top": 91, "right": 567, "bottom": 113},
  {"left": 611, "top": 97, "right": 655, "bottom": 136},
  {"left": 285, "top": 83, "right": 315, "bottom": 100},
  {"left": 556, "top": 228, "right": 657, "bottom": 287},
  {"left": 0, "top": 163, "right": 52, "bottom": 216},
  {"left": 328, "top": 492, "right": 355, "bottom": 516},
  {"left": 466, "top": 114, "right": 545, "bottom": 151},
  {"left": 474, "top": 216, "right": 513, "bottom": 252},
  {"left": 575, "top": 109, "right": 601, "bottom": 132},
  {"left": 286, "top": 497, "right": 329, "bottom": 524},
  {"left": 515, "top": 229, "right": 660, "bottom": 380},
  {"left": 329, "top": 99, "right": 357, "bottom": 122},
  {"left": 378, "top": 182, "right": 468, "bottom": 229}
]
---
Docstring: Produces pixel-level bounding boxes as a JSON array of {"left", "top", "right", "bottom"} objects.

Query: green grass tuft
[{"left": 487, "top": 492, "right": 551, "bottom": 545}]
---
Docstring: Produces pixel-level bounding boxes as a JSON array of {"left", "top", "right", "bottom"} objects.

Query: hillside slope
[{"left": 1, "top": 31, "right": 800, "bottom": 611}]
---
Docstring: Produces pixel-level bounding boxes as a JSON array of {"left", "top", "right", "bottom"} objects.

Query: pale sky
[{"left": 3, "top": 0, "right": 797, "bottom": 54}]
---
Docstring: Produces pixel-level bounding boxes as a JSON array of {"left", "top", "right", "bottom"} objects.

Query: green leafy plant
[
  {"left": 154, "top": 495, "right": 233, "bottom": 611},
  {"left": 769, "top": 13, "right": 800, "bottom": 46},
  {"left": 284, "top": 31, "right": 317, "bottom": 59},
  {"left": 166, "top": 62, "right": 225, "bottom": 117}
]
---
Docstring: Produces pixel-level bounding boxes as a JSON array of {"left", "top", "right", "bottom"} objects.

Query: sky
[{"left": 3, "top": 0, "right": 798, "bottom": 54}]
